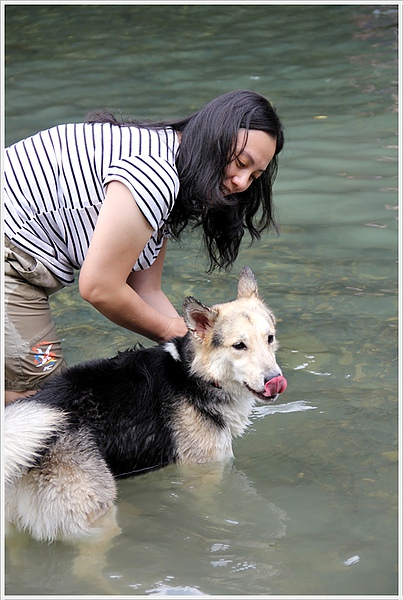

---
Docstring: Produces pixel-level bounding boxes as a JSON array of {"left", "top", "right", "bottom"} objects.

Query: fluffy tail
[{"left": 4, "top": 400, "right": 67, "bottom": 484}]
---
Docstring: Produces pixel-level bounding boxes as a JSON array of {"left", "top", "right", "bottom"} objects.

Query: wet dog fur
[{"left": 4, "top": 266, "right": 285, "bottom": 542}]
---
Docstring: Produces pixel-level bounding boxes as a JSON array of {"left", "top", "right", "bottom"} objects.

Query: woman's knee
[{"left": 5, "top": 389, "right": 37, "bottom": 405}]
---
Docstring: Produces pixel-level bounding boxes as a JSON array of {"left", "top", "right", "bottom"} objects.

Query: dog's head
[{"left": 183, "top": 266, "right": 287, "bottom": 403}]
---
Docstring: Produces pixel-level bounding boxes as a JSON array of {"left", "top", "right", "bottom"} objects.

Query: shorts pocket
[{"left": 5, "top": 237, "right": 63, "bottom": 294}]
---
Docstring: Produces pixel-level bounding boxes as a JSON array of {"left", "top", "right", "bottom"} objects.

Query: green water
[{"left": 4, "top": 4, "right": 398, "bottom": 597}]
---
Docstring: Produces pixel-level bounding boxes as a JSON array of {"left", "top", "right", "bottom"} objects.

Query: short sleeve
[{"left": 104, "top": 155, "right": 179, "bottom": 231}]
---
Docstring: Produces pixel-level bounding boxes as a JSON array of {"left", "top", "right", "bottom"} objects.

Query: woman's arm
[
  {"left": 126, "top": 237, "right": 180, "bottom": 317},
  {"left": 79, "top": 181, "right": 188, "bottom": 343}
]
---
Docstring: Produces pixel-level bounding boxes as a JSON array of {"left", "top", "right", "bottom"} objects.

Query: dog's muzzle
[{"left": 245, "top": 375, "right": 288, "bottom": 402}]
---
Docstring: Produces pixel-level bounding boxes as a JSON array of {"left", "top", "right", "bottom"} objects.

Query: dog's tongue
[{"left": 264, "top": 376, "right": 288, "bottom": 397}]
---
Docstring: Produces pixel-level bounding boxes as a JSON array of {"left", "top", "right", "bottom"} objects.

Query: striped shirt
[{"left": 4, "top": 123, "right": 180, "bottom": 285}]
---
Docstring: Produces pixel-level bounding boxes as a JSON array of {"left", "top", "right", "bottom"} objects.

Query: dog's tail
[{"left": 4, "top": 399, "right": 67, "bottom": 484}]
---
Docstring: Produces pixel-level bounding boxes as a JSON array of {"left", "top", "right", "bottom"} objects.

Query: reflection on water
[{"left": 4, "top": 3, "right": 398, "bottom": 596}]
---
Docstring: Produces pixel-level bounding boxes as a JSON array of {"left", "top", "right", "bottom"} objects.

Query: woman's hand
[{"left": 161, "top": 316, "right": 189, "bottom": 341}]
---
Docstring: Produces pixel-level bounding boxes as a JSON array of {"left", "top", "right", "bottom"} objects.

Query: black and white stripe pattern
[{"left": 4, "top": 123, "right": 180, "bottom": 285}]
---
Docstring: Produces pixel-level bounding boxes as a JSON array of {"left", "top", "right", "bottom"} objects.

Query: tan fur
[
  {"left": 6, "top": 432, "right": 117, "bottom": 542},
  {"left": 173, "top": 400, "right": 234, "bottom": 463}
]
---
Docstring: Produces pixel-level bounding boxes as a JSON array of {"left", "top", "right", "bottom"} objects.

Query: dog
[{"left": 4, "top": 266, "right": 287, "bottom": 543}]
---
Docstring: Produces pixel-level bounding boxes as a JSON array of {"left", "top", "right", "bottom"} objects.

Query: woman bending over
[{"left": 4, "top": 89, "right": 284, "bottom": 403}]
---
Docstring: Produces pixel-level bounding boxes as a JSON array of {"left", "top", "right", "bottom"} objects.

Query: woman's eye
[
  {"left": 268, "top": 335, "right": 274, "bottom": 344},
  {"left": 233, "top": 341, "right": 247, "bottom": 350}
]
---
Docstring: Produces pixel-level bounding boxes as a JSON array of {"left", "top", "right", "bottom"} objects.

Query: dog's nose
[{"left": 264, "top": 373, "right": 282, "bottom": 385}]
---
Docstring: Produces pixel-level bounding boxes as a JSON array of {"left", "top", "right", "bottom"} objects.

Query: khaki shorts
[{"left": 4, "top": 236, "right": 67, "bottom": 392}]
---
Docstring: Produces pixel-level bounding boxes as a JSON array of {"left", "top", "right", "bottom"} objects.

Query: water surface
[{"left": 4, "top": 4, "right": 398, "bottom": 597}]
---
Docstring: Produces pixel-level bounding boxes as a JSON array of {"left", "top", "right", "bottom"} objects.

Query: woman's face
[{"left": 221, "top": 129, "right": 277, "bottom": 195}]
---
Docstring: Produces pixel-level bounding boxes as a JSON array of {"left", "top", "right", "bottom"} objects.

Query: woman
[{"left": 4, "top": 89, "right": 284, "bottom": 404}]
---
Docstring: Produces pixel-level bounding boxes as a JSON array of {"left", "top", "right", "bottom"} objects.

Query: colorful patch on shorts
[{"left": 32, "top": 341, "right": 58, "bottom": 372}]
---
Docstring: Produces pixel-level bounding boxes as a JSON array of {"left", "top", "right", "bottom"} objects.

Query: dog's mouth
[{"left": 245, "top": 375, "right": 288, "bottom": 403}]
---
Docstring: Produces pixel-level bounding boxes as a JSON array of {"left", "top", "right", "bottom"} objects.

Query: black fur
[{"left": 26, "top": 336, "right": 226, "bottom": 479}]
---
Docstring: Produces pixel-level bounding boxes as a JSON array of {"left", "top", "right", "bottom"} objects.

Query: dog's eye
[
  {"left": 268, "top": 335, "right": 274, "bottom": 344},
  {"left": 233, "top": 341, "right": 247, "bottom": 350}
]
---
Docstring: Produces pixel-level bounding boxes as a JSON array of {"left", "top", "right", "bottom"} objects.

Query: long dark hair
[{"left": 87, "top": 90, "right": 284, "bottom": 271}]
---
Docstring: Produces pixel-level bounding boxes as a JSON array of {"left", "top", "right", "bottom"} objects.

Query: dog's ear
[
  {"left": 183, "top": 297, "right": 218, "bottom": 342},
  {"left": 237, "top": 266, "right": 260, "bottom": 299}
]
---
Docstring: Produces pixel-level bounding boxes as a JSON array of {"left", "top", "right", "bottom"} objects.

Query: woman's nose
[{"left": 231, "top": 173, "right": 251, "bottom": 192}]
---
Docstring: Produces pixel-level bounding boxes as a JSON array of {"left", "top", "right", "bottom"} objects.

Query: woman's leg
[{"left": 4, "top": 248, "right": 67, "bottom": 404}]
